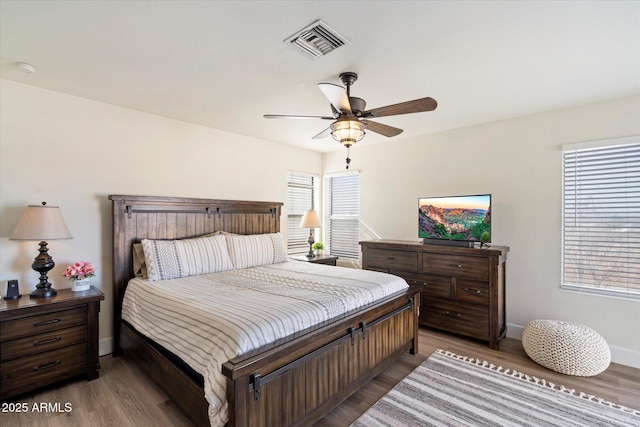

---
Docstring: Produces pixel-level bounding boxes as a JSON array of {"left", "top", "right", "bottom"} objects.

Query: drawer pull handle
[
  {"left": 445, "top": 311, "right": 461, "bottom": 318},
  {"left": 463, "top": 288, "right": 482, "bottom": 295},
  {"left": 447, "top": 263, "right": 463, "bottom": 269},
  {"left": 33, "top": 318, "right": 61, "bottom": 327},
  {"left": 386, "top": 257, "right": 398, "bottom": 261},
  {"left": 33, "top": 336, "right": 62, "bottom": 346},
  {"left": 33, "top": 360, "right": 61, "bottom": 371}
]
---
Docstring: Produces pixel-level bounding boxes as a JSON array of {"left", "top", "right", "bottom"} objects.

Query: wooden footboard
[{"left": 223, "top": 287, "right": 420, "bottom": 427}]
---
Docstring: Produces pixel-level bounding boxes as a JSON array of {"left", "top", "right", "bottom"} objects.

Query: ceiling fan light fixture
[{"left": 330, "top": 117, "right": 366, "bottom": 147}]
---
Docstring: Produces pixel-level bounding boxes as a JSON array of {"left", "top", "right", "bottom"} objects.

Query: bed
[{"left": 110, "top": 195, "right": 420, "bottom": 427}]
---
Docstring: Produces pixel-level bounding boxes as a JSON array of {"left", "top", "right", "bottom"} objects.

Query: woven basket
[{"left": 522, "top": 319, "right": 611, "bottom": 377}]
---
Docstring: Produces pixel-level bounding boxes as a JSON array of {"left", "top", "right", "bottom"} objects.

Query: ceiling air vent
[{"left": 284, "top": 20, "right": 349, "bottom": 60}]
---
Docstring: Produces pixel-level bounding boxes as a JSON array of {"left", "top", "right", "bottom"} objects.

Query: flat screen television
[{"left": 418, "top": 194, "right": 491, "bottom": 247}]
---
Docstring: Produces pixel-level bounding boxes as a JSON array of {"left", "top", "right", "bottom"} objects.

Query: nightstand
[
  {"left": 0, "top": 286, "right": 104, "bottom": 399},
  {"left": 290, "top": 254, "right": 339, "bottom": 266}
]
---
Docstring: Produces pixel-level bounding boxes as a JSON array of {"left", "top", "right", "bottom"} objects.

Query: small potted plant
[
  {"left": 312, "top": 241, "right": 325, "bottom": 255},
  {"left": 63, "top": 261, "right": 96, "bottom": 292}
]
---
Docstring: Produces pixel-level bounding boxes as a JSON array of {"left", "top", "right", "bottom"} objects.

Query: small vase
[{"left": 72, "top": 278, "right": 91, "bottom": 292}]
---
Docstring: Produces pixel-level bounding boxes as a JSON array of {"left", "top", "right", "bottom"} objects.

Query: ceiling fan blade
[
  {"left": 263, "top": 114, "right": 334, "bottom": 120},
  {"left": 318, "top": 83, "right": 352, "bottom": 113},
  {"left": 363, "top": 97, "right": 437, "bottom": 118},
  {"left": 361, "top": 120, "right": 404, "bottom": 137},
  {"left": 312, "top": 127, "right": 332, "bottom": 139}
]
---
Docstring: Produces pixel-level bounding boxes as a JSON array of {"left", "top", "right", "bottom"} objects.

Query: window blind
[
  {"left": 326, "top": 173, "right": 360, "bottom": 259},
  {"left": 287, "top": 172, "right": 317, "bottom": 254},
  {"left": 562, "top": 140, "right": 640, "bottom": 299}
]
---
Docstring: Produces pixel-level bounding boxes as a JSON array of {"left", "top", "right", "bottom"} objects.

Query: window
[
  {"left": 562, "top": 137, "right": 640, "bottom": 300},
  {"left": 287, "top": 171, "right": 318, "bottom": 254},
  {"left": 325, "top": 172, "right": 360, "bottom": 259}
]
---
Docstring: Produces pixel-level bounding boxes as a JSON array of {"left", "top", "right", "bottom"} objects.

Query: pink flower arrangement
[{"left": 63, "top": 261, "right": 96, "bottom": 281}]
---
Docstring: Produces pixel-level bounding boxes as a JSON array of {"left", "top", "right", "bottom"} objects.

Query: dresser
[
  {"left": 360, "top": 240, "right": 508, "bottom": 349},
  {"left": 0, "top": 286, "right": 104, "bottom": 399}
]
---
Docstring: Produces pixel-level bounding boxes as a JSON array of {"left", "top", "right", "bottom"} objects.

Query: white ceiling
[{"left": 1, "top": 1, "right": 639, "bottom": 152}]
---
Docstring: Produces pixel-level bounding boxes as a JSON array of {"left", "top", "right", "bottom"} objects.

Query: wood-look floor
[{"left": 3, "top": 328, "right": 639, "bottom": 427}]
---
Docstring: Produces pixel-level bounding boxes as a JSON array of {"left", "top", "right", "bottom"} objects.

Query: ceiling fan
[{"left": 264, "top": 71, "right": 437, "bottom": 168}]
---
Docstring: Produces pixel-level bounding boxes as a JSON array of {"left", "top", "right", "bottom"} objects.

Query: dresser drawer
[
  {"left": 1, "top": 325, "right": 87, "bottom": 362},
  {"left": 0, "top": 307, "right": 87, "bottom": 342},
  {"left": 367, "top": 248, "right": 418, "bottom": 272},
  {"left": 0, "top": 342, "right": 87, "bottom": 399},
  {"left": 421, "top": 300, "right": 489, "bottom": 340},
  {"left": 455, "top": 279, "right": 489, "bottom": 305},
  {"left": 423, "top": 253, "right": 488, "bottom": 280},
  {"left": 403, "top": 273, "right": 451, "bottom": 299}
]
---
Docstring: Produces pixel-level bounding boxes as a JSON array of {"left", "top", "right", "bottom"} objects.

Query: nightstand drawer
[
  {"left": 0, "top": 307, "right": 87, "bottom": 342},
  {"left": 423, "top": 253, "right": 488, "bottom": 280},
  {"left": 1, "top": 325, "right": 87, "bottom": 362},
  {"left": 367, "top": 248, "right": 418, "bottom": 272},
  {"left": 0, "top": 342, "right": 87, "bottom": 399}
]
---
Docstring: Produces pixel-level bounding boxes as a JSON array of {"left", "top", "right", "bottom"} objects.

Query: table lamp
[
  {"left": 299, "top": 209, "right": 321, "bottom": 258},
  {"left": 10, "top": 202, "right": 73, "bottom": 298}
]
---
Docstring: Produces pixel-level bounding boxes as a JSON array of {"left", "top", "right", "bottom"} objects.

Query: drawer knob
[
  {"left": 463, "top": 288, "right": 482, "bottom": 295},
  {"left": 33, "top": 318, "right": 61, "bottom": 327},
  {"left": 412, "top": 280, "right": 427, "bottom": 286},
  {"left": 386, "top": 257, "right": 398, "bottom": 261},
  {"left": 447, "top": 263, "right": 463, "bottom": 269},
  {"left": 33, "top": 360, "right": 61, "bottom": 371},
  {"left": 33, "top": 336, "right": 62, "bottom": 346},
  {"left": 445, "top": 311, "right": 461, "bottom": 318}
]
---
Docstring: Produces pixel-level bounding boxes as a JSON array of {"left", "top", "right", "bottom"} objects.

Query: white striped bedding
[{"left": 121, "top": 260, "right": 408, "bottom": 427}]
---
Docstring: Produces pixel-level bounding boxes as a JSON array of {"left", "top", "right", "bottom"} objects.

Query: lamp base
[
  {"left": 29, "top": 240, "right": 57, "bottom": 299},
  {"left": 30, "top": 287, "right": 57, "bottom": 299},
  {"left": 306, "top": 230, "right": 316, "bottom": 258}
]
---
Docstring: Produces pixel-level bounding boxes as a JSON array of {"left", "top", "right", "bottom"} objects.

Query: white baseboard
[
  {"left": 99, "top": 337, "right": 112, "bottom": 357},
  {"left": 506, "top": 322, "right": 640, "bottom": 369},
  {"left": 607, "top": 345, "right": 640, "bottom": 369},
  {"left": 506, "top": 323, "right": 524, "bottom": 340}
]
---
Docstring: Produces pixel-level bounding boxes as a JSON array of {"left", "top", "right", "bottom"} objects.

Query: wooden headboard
[{"left": 109, "top": 195, "right": 283, "bottom": 353}]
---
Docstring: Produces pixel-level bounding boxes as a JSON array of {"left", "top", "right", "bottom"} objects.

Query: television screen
[{"left": 418, "top": 194, "right": 491, "bottom": 243}]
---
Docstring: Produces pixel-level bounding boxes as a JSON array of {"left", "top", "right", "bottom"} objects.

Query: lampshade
[
  {"left": 10, "top": 203, "right": 72, "bottom": 241},
  {"left": 330, "top": 117, "right": 366, "bottom": 147},
  {"left": 299, "top": 209, "right": 321, "bottom": 229}
]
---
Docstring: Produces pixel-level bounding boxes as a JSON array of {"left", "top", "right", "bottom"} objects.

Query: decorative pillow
[
  {"left": 141, "top": 234, "right": 233, "bottom": 281},
  {"left": 225, "top": 233, "right": 288, "bottom": 269},
  {"left": 132, "top": 231, "right": 226, "bottom": 279},
  {"left": 133, "top": 243, "right": 148, "bottom": 278}
]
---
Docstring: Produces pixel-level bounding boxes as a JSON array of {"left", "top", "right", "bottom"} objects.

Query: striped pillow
[
  {"left": 141, "top": 234, "right": 233, "bottom": 281},
  {"left": 225, "top": 233, "right": 288, "bottom": 269}
]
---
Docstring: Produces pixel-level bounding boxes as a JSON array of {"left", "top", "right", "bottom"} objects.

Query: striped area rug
[{"left": 351, "top": 349, "right": 640, "bottom": 427}]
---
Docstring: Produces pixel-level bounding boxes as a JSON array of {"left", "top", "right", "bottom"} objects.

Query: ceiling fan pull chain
[{"left": 346, "top": 147, "right": 351, "bottom": 169}]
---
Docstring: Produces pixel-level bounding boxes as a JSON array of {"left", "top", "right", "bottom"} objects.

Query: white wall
[
  {"left": 3, "top": 78, "right": 638, "bottom": 368},
  {"left": 0, "top": 79, "right": 322, "bottom": 355},
  {"left": 324, "top": 95, "right": 640, "bottom": 368}
]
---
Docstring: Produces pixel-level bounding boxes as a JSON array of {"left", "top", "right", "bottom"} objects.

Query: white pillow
[
  {"left": 225, "top": 233, "right": 288, "bottom": 269},
  {"left": 141, "top": 234, "right": 233, "bottom": 281}
]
